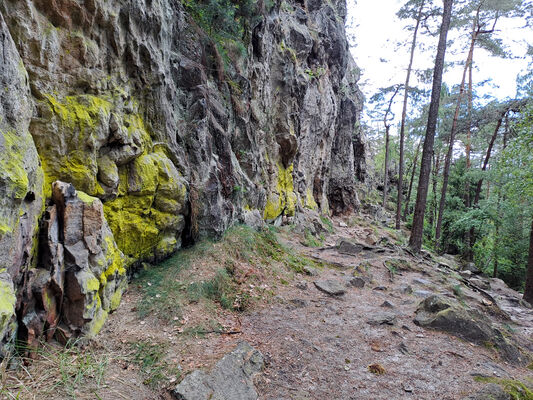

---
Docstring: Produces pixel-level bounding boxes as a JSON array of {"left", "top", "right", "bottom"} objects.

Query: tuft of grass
[
  {"left": 130, "top": 341, "right": 180, "bottom": 388},
  {"left": 474, "top": 377, "right": 533, "bottom": 400},
  {"left": 1, "top": 340, "right": 109, "bottom": 398},
  {"left": 320, "top": 216, "right": 334, "bottom": 233},
  {"left": 187, "top": 269, "right": 242, "bottom": 310},
  {"left": 302, "top": 228, "right": 323, "bottom": 248}
]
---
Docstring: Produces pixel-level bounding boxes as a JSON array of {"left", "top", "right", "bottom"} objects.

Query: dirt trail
[{"left": 4, "top": 216, "right": 532, "bottom": 400}]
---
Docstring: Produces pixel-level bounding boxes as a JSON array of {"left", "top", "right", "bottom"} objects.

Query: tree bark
[
  {"left": 403, "top": 140, "right": 421, "bottom": 220},
  {"left": 409, "top": 0, "right": 454, "bottom": 253},
  {"left": 465, "top": 60, "right": 473, "bottom": 260},
  {"left": 435, "top": 15, "right": 478, "bottom": 247},
  {"left": 383, "top": 86, "right": 400, "bottom": 208},
  {"left": 396, "top": 0, "right": 425, "bottom": 229},
  {"left": 473, "top": 115, "right": 503, "bottom": 205},
  {"left": 524, "top": 217, "right": 533, "bottom": 304}
]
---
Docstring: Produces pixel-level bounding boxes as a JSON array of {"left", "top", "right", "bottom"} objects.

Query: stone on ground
[
  {"left": 173, "top": 341, "right": 263, "bottom": 400},
  {"left": 314, "top": 279, "right": 346, "bottom": 296},
  {"left": 414, "top": 295, "right": 524, "bottom": 364}
]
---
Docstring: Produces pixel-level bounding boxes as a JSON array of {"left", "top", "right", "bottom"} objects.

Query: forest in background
[{"left": 361, "top": 0, "right": 533, "bottom": 299}]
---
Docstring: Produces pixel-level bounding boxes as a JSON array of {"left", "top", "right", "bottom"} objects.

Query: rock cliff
[{"left": 0, "top": 0, "right": 364, "bottom": 351}]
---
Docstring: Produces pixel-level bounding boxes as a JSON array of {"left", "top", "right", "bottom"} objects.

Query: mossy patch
[{"left": 474, "top": 377, "right": 533, "bottom": 400}]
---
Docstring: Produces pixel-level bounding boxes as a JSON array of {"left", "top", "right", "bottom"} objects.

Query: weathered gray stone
[
  {"left": 304, "top": 266, "right": 319, "bottom": 277},
  {"left": 462, "top": 384, "right": 510, "bottom": 400},
  {"left": 314, "top": 280, "right": 346, "bottom": 296},
  {"left": 337, "top": 240, "right": 364, "bottom": 255},
  {"left": 173, "top": 341, "right": 263, "bottom": 400},
  {"left": 347, "top": 277, "right": 365, "bottom": 288},
  {"left": 413, "top": 290, "right": 435, "bottom": 298},
  {"left": 367, "top": 312, "right": 397, "bottom": 326}
]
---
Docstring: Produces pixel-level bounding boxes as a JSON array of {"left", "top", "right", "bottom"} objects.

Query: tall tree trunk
[
  {"left": 403, "top": 140, "right": 421, "bottom": 220},
  {"left": 382, "top": 86, "right": 400, "bottom": 209},
  {"left": 396, "top": 0, "right": 425, "bottom": 229},
  {"left": 383, "top": 126, "right": 391, "bottom": 208},
  {"left": 493, "top": 188, "right": 502, "bottom": 278},
  {"left": 473, "top": 115, "right": 503, "bottom": 205},
  {"left": 409, "top": 0, "right": 454, "bottom": 253},
  {"left": 524, "top": 217, "right": 533, "bottom": 304},
  {"left": 429, "top": 152, "right": 441, "bottom": 234},
  {"left": 435, "top": 15, "right": 478, "bottom": 247},
  {"left": 465, "top": 61, "right": 473, "bottom": 260}
]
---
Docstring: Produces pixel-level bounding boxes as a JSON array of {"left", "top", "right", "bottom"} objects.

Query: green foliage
[
  {"left": 2, "top": 340, "right": 108, "bottom": 398},
  {"left": 181, "top": 0, "right": 259, "bottom": 40}
]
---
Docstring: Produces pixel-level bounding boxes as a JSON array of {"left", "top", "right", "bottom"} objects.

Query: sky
[{"left": 346, "top": 0, "right": 531, "bottom": 125}]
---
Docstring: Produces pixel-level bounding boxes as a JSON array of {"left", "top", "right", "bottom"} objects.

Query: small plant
[
  {"left": 1, "top": 340, "right": 109, "bottom": 398},
  {"left": 304, "top": 67, "right": 326, "bottom": 79},
  {"left": 279, "top": 40, "right": 298, "bottom": 64},
  {"left": 320, "top": 216, "right": 334, "bottom": 233},
  {"left": 187, "top": 269, "right": 240, "bottom": 309}
]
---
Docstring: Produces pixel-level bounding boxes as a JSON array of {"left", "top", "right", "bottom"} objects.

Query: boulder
[
  {"left": 414, "top": 296, "right": 524, "bottom": 364},
  {"left": 173, "top": 342, "right": 263, "bottom": 400},
  {"left": 462, "top": 384, "right": 510, "bottom": 400}
]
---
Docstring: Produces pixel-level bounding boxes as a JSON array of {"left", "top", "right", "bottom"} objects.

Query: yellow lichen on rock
[
  {"left": 0, "top": 280, "right": 16, "bottom": 339},
  {"left": 38, "top": 94, "right": 113, "bottom": 198},
  {"left": 264, "top": 163, "right": 297, "bottom": 220},
  {"left": 305, "top": 188, "right": 318, "bottom": 210},
  {"left": 0, "top": 130, "right": 30, "bottom": 200}
]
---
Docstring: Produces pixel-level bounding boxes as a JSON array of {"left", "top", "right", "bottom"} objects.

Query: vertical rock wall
[{"left": 0, "top": 0, "right": 365, "bottom": 350}]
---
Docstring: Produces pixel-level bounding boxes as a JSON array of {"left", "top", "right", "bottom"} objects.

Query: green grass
[
  {"left": 302, "top": 228, "right": 323, "bottom": 248},
  {"left": 320, "top": 216, "right": 334, "bottom": 233},
  {"left": 1, "top": 340, "right": 109, "bottom": 398},
  {"left": 187, "top": 269, "right": 241, "bottom": 310},
  {"left": 136, "top": 225, "right": 324, "bottom": 320},
  {"left": 130, "top": 341, "right": 180, "bottom": 388}
]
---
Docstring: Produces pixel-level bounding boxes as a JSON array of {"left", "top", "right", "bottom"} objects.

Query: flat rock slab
[
  {"left": 413, "top": 290, "right": 435, "bottom": 298},
  {"left": 173, "top": 341, "right": 263, "bottom": 400},
  {"left": 338, "top": 240, "right": 364, "bottom": 255},
  {"left": 314, "top": 279, "right": 346, "bottom": 296},
  {"left": 367, "top": 312, "right": 397, "bottom": 326}
]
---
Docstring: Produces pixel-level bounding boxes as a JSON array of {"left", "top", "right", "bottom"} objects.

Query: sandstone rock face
[{"left": 0, "top": 0, "right": 364, "bottom": 350}]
